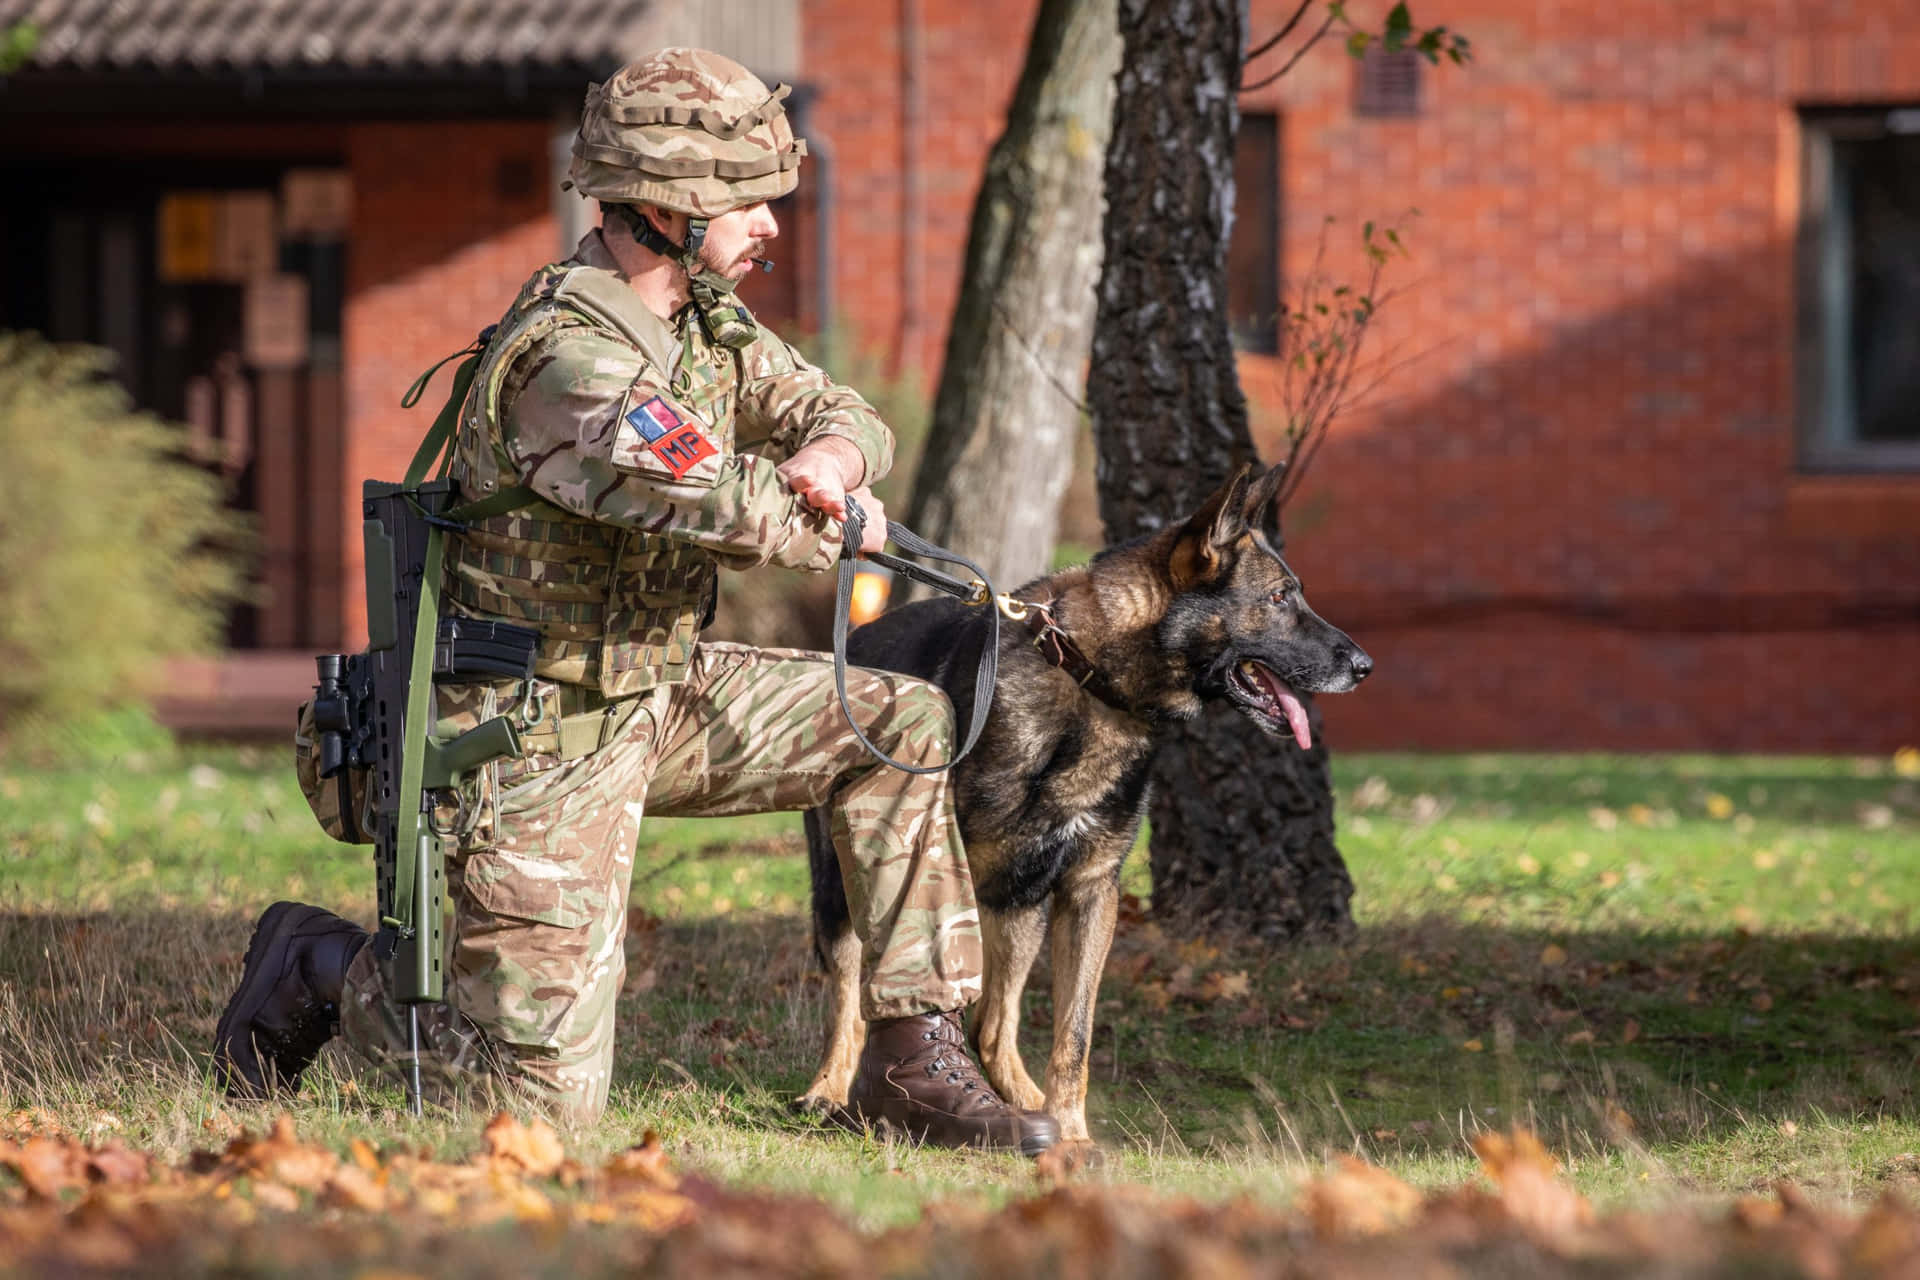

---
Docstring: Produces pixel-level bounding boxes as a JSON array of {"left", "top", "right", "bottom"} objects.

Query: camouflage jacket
[{"left": 446, "top": 229, "right": 894, "bottom": 696}]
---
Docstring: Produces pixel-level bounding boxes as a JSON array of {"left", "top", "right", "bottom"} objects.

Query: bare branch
[
  {"left": 1239, "top": 11, "right": 1337, "bottom": 92},
  {"left": 1243, "top": 0, "right": 1314, "bottom": 65},
  {"left": 1260, "top": 216, "right": 1420, "bottom": 512}
]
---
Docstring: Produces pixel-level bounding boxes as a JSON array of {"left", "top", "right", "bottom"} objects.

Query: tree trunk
[
  {"left": 1087, "top": 0, "right": 1354, "bottom": 942},
  {"left": 903, "top": 0, "right": 1119, "bottom": 593}
]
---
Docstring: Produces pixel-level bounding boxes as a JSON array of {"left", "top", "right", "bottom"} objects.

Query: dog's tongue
[
  {"left": 1252, "top": 664, "right": 1313, "bottom": 750},
  {"left": 1276, "top": 688, "right": 1312, "bottom": 751}
]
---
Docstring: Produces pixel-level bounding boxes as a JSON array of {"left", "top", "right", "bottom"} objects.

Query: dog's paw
[
  {"left": 791, "top": 1090, "right": 846, "bottom": 1118},
  {"left": 1004, "top": 1081, "right": 1046, "bottom": 1112}
]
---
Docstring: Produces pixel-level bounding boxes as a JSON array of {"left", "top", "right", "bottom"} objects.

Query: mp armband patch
[{"left": 614, "top": 394, "right": 721, "bottom": 485}]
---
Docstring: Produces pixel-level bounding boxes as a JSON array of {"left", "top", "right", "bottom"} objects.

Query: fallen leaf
[
  {"left": 1033, "top": 1140, "right": 1102, "bottom": 1188},
  {"left": 322, "top": 1163, "right": 387, "bottom": 1212},
  {"left": 1200, "top": 970, "right": 1252, "bottom": 1002},
  {"left": 85, "top": 1145, "right": 149, "bottom": 1187},
  {"left": 250, "top": 1181, "right": 301, "bottom": 1213},
  {"left": 1462, "top": 1039, "right": 1485, "bottom": 1053},
  {"left": 1893, "top": 746, "right": 1920, "bottom": 779},
  {"left": 1705, "top": 793, "right": 1735, "bottom": 820},
  {"left": 1851, "top": 1193, "right": 1919, "bottom": 1267},
  {"left": 1563, "top": 1029, "right": 1596, "bottom": 1046},
  {"left": 481, "top": 1113, "right": 565, "bottom": 1178},
  {"left": 1303, "top": 1156, "right": 1423, "bottom": 1238},
  {"left": 603, "top": 1132, "right": 679, "bottom": 1193},
  {"left": 1539, "top": 944, "right": 1569, "bottom": 968},
  {"left": 1621, "top": 1019, "right": 1641, "bottom": 1045},
  {"left": 1, "top": 1136, "right": 89, "bottom": 1199},
  {"left": 224, "top": 1115, "right": 339, "bottom": 1192},
  {"left": 1473, "top": 1130, "right": 1592, "bottom": 1239},
  {"left": 348, "top": 1138, "right": 381, "bottom": 1174}
]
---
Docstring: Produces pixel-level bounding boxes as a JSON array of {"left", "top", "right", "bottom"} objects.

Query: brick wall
[
  {"left": 20, "top": 1, "right": 1918, "bottom": 752},
  {"left": 799, "top": 0, "right": 1920, "bottom": 752},
  {"left": 339, "top": 119, "right": 559, "bottom": 645},
  {"left": 802, "top": 0, "right": 1037, "bottom": 371},
  {"left": 1228, "top": 0, "right": 1920, "bottom": 751}
]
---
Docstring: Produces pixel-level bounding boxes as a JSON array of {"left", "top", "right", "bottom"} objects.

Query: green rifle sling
[{"left": 388, "top": 340, "right": 541, "bottom": 1002}]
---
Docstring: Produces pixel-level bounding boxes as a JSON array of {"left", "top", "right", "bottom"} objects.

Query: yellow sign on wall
[{"left": 157, "top": 193, "right": 217, "bottom": 282}]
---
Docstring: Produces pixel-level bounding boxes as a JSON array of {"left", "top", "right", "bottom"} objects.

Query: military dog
[{"left": 798, "top": 463, "right": 1371, "bottom": 1143}]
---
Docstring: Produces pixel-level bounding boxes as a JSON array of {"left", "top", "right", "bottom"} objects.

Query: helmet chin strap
[{"left": 617, "top": 205, "right": 759, "bottom": 350}]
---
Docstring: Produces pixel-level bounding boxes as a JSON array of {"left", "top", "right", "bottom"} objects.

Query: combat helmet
[{"left": 569, "top": 47, "right": 806, "bottom": 347}]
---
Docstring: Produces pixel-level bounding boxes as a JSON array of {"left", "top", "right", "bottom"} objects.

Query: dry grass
[{"left": 3, "top": 748, "right": 1918, "bottom": 1236}]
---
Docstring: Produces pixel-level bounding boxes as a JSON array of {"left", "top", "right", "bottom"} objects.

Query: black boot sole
[{"left": 212, "top": 901, "right": 325, "bottom": 1099}]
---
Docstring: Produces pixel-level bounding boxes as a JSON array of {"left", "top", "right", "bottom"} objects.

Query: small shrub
[{"left": 0, "top": 333, "right": 249, "bottom": 748}]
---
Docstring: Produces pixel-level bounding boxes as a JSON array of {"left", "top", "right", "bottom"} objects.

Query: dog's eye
[{"left": 1270, "top": 582, "right": 1296, "bottom": 606}]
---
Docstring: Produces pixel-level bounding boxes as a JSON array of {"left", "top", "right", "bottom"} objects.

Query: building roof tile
[{"left": 0, "top": 0, "right": 670, "bottom": 74}]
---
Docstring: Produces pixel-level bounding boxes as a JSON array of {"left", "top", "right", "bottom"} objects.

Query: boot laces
[
  {"left": 260, "top": 1000, "right": 337, "bottom": 1082},
  {"left": 915, "top": 1012, "right": 999, "bottom": 1105}
]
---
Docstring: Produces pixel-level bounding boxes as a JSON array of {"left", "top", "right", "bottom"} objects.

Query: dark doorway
[{"left": 1, "top": 159, "right": 350, "bottom": 649}]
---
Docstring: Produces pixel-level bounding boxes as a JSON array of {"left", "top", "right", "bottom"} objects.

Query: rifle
[{"left": 308, "top": 333, "right": 543, "bottom": 1113}]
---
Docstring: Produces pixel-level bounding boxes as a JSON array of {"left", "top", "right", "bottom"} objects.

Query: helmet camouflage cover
[{"left": 569, "top": 47, "right": 807, "bottom": 218}]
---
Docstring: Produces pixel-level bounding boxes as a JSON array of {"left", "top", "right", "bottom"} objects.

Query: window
[
  {"left": 1354, "top": 48, "right": 1422, "bottom": 118},
  {"left": 1229, "top": 111, "right": 1280, "bottom": 354},
  {"left": 1798, "top": 109, "right": 1920, "bottom": 471}
]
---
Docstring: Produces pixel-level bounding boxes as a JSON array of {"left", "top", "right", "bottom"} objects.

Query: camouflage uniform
[{"left": 336, "top": 219, "right": 983, "bottom": 1124}]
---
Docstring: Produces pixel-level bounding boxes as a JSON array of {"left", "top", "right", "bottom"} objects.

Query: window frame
[
  {"left": 1795, "top": 106, "right": 1920, "bottom": 473},
  {"left": 1228, "top": 109, "right": 1281, "bottom": 355}
]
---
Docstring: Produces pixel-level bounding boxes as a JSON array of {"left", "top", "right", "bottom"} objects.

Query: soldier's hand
[
  {"left": 777, "top": 437, "right": 866, "bottom": 519},
  {"left": 845, "top": 486, "right": 888, "bottom": 556}
]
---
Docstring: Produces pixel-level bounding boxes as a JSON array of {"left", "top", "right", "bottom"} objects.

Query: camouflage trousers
[{"left": 337, "top": 641, "right": 983, "bottom": 1125}]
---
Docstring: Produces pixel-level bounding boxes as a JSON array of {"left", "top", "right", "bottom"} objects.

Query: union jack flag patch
[
  {"left": 624, "top": 395, "right": 682, "bottom": 443},
  {"left": 621, "top": 393, "right": 716, "bottom": 481}
]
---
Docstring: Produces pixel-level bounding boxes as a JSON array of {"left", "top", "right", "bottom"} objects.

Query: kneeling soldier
[{"left": 213, "top": 47, "right": 1057, "bottom": 1155}]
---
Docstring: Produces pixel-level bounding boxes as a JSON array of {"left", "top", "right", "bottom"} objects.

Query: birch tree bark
[
  {"left": 902, "top": 0, "right": 1120, "bottom": 592},
  {"left": 1087, "top": 0, "right": 1354, "bottom": 941}
]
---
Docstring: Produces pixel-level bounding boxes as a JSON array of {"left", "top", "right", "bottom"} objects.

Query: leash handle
[{"left": 832, "top": 497, "right": 1000, "bottom": 775}]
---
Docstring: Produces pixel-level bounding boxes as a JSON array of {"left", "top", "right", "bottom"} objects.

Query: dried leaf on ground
[{"left": 1303, "top": 1155, "right": 1423, "bottom": 1238}]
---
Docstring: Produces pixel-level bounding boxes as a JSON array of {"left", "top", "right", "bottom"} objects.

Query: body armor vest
[{"left": 446, "top": 259, "right": 743, "bottom": 696}]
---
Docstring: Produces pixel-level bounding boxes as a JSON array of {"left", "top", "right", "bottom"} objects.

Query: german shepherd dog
[{"left": 798, "top": 463, "right": 1372, "bottom": 1143}]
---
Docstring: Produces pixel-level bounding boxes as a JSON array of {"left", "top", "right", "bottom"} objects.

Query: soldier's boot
[
  {"left": 213, "top": 901, "right": 370, "bottom": 1099},
  {"left": 841, "top": 1010, "right": 1059, "bottom": 1156}
]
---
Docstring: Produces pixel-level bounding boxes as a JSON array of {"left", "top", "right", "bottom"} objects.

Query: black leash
[{"left": 833, "top": 496, "right": 1011, "bottom": 774}]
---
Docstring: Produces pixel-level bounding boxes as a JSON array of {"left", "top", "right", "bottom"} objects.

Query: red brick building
[{"left": 3, "top": 0, "right": 1916, "bottom": 751}]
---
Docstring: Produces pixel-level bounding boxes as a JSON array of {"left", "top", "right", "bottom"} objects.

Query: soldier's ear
[{"left": 1171, "top": 464, "right": 1254, "bottom": 586}]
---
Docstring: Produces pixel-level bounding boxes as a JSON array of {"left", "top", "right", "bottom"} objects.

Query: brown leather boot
[
  {"left": 213, "top": 901, "right": 370, "bottom": 1099},
  {"left": 840, "top": 1010, "right": 1059, "bottom": 1156}
]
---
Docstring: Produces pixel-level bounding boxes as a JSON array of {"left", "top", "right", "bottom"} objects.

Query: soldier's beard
[{"left": 699, "top": 240, "right": 763, "bottom": 282}]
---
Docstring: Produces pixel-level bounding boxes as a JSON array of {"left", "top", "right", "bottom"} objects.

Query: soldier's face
[{"left": 698, "top": 202, "right": 779, "bottom": 282}]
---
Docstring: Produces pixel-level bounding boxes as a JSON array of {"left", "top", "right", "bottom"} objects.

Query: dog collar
[{"left": 1020, "top": 600, "right": 1129, "bottom": 711}]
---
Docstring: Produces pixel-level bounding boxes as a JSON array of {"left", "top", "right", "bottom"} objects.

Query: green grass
[{"left": 3, "top": 747, "right": 1918, "bottom": 1228}]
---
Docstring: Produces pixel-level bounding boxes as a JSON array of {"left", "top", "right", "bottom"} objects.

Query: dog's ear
[
  {"left": 1171, "top": 464, "right": 1255, "bottom": 585},
  {"left": 1244, "top": 461, "right": 1288, "bottom": 543}
]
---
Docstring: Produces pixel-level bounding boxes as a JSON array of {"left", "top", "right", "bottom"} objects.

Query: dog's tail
[{"left": 803, "top": 805, "right": 853, "bottom": 971}]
